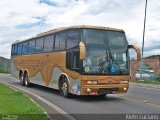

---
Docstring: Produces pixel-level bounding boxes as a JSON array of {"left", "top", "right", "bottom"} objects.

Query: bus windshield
[{"left": 82, "top": 29, "right": 129, "bottom": 75}]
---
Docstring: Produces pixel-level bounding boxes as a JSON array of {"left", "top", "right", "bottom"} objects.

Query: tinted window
[
  {"left": 67, "top": 30, "right": 80, "bottom": 49},
  {"left": 66, "top": 50, "right": 80, "bottom": 72},
  {"left": 73, "top": 50, "right": 80, "bottom": 69},
  {"left": 11, "top": 45, "right": 14, "bottom": 54},
  {"left": 35, "top": 38, "right": 44, "bottom": 53},
  {"left": 14, "top": 44, "right": 17, "bottom": 55},
  {"left": 22, "top": 42, "right": 28, "bottom": 54},
  {"left": 55, "top": 31, "right": 67, "bottom": 50},
  {"left": 66, "top": 51, "right": 72, "bottom": 69},
  {"left": 17, "top": 43, "right": 22, "bottom": 55},
  {"left": 28, "top": 40, "right": 35, "bottom": 54},
  {"left": 43, "top": 35, "right": 54, "bottom": 52}
]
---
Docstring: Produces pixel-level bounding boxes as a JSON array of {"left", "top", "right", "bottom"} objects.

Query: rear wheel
[
  {"left": 24, "top": 73, "right": 30, "bottom": 87},
  {"left": 61, "top": 77, "right": 71, "bottom": 98},
  {"left": 20, "top": 73, "right": 25, "bottom": 86}
]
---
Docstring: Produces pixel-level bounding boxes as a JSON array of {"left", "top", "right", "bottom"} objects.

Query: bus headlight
[
  {"left": 92, "top": 81, "right": 98, "bottom": 84},
  {"left": 87, "top": 80, "right": 98, "bottom": 85},
  {"left": 120, "top": 81, "right": 128, "bottom": 84},
  {"left": 87, "top": 88, "right": 91, "bottom": 92},
  {"left": 124, "top": 87, "right": 127, "bottom": 91},
  {"left": 87, "top": 81, "right": 92, "bottom": 84}
]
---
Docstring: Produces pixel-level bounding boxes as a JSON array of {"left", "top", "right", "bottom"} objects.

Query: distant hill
[
  {"left": 145, "top": 55, "right": 160, "bottom": 59},
  {"left": 0, "top": 57, "right": 11, "bottom": 73}
]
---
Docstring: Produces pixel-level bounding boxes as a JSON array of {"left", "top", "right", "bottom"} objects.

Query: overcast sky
[{"left": 0, "top": 0, "right": 160, "bottom": 58}]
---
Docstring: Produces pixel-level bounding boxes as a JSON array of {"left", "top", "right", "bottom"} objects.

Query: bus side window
[
  {"left": 28, "top": 40, "right": 36, "bottom": 54},
  {"left": 55, "top": 31, "right": 67, "bottom": 50},
  {"left": 67, "top": 29, "right": 80, "bottom": 49},
  {"left": 66, "top": 49, "right": 80, "bottom": 72},
  {"left": 73, "top": 50, "right": 80, "bottom": 69},
  {"left": 22, "top": 42, "right": 28, "bottom": 54},
  {"left": 66, "top": 29, "right": 81, "bottom": 72},
  {"left": 35, "top": 37, "right": 44, "bottom": 53},
  {"left": 14, "top": 44, "right": 17, "bottom": 55},
  {"left": 11, "top": 45, "right": 14, "bottom": 55},
  {"left": 17, "top": 43, "right": 22, "bottom": 55},
  {"left": 66, "top": 50, "right": 72, "bottom": 69},
  {"left": 43, "top": 34, "right": 54, "bottom": 52}
]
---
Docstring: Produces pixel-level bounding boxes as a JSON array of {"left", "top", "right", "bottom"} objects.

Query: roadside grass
[
  {"left": 0, "top": 83, "right": 50, "bottom": 120},
  {"left": 132, "top": 80, "right": 160, "bottom": 85}
]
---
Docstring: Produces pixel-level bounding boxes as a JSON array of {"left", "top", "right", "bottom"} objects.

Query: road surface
[{"left": 0, "top": 74, "right": 160, "bottom": 120}]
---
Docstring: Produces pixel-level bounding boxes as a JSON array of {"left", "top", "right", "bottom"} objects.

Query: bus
[{"left": 11, "top": 25, "right": 140, "bottom": 97}]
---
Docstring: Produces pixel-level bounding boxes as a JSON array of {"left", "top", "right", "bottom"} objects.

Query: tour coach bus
[{"left": 11, "top": 25, "right": 140, "bottom": 97}]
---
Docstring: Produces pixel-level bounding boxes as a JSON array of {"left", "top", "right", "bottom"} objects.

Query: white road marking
[{"left": 1, "top": 82, "right": 76, "bottom": 120}]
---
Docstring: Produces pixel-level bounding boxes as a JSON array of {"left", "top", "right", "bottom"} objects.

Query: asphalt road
[{"left": 0, "top": 74, "right": 160, "bottom": 120}]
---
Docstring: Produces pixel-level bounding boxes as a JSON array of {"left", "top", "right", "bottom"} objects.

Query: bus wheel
[
  {"left": 61, "top": 78, "right": 70, "bottom": 98},
  {"left": 24, "top": 73, "right": 30, "bottom": 87},
  {"left": 98, "top": 94, "right": 107, "bottom": 98},
  {"left": 20, "top": 73, "right": 25, "bottom": 86}
]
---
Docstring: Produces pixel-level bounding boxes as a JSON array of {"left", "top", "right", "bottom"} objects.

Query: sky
[{"left": 0, "top": 0, "right": 160, "bottom": 59}]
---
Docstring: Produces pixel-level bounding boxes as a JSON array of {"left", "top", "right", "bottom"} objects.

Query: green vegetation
[
  {"left": 145, "top": 55, "right": 160, "bottom": 58},
  {"left": 0, "top": 83, "right": 50, "bottom": 120},
  {"left": 0, "top": 57, "right": 11, "bottom": 74},
  {"left": 154, "top": 74, "right": 160, "bottom": 82},
  {"left": 0, "top": 66, "right": 10, "bottom": 74},
  {"left": 134, "top": 80, "right": 160, "bottom": 85},
  {"left": 133, "top": 74, "right": 160, "bottom": 85}
]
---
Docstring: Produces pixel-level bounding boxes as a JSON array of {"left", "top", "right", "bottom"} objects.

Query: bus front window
[{"left": 82, "top": 29, "right": 129, "bottom": 75}]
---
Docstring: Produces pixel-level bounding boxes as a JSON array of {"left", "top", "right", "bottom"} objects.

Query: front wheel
[
  {"left": 98, "top": 94, "right": 107, "bottom": 98},
  {"left": 61, "top": 78, "right": 71, "bottom": 98}
]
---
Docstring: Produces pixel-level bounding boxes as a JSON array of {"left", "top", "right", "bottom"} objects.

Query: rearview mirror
[
  {"left": 79, "top": 42, "right": 86, "bottom": 60},
  {"left": 128, "top": 45, "right": 141, "bottom": 61}
]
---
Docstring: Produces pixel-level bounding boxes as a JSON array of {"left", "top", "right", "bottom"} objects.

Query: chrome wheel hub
[{"left": 62, "top": 82, "right": 67, "bottom": 95}]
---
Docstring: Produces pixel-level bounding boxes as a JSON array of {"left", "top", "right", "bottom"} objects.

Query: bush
[
  {"left": 0, "top": 67, "right": 11, "bottom": 74},
  {"left": 155, "top": 74, "right": 160, "bottom": 82}
]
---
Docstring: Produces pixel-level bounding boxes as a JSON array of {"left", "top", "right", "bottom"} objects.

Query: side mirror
[
  {"left": 79, "top": 42, "right": 86, "bottom": 60},
  {"left": 128, "top": 45, "right": 141, "bottom": 61}
]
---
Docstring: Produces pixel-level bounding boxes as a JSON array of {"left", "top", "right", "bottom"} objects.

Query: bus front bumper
[{"left": 81, "top": 84, "right": 129, "bottom": 95}]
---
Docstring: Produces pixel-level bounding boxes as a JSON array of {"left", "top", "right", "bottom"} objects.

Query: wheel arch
[
  {"left": 58, "top": 73, "right": 70, "bottom": 92},
  {"left": 23, "top": 69, "right": 29, "bottom": 76},
  {"left": 23, "top": 69, "right": 29, "bottom": 80},
  {"left": 19, "top": 69, "right": 24, "bottom": 80}
]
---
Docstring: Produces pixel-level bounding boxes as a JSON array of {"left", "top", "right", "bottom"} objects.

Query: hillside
[
  {"left": 145, "top": 55, "right": 160, "bottom": 58},
  {"left": 0, "top": 57, "right": 11, "bottom": 73}
]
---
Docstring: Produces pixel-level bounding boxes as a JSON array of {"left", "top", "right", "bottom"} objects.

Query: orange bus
[{"left": 11, "top": 25, "right": 140, "bottom": 97}]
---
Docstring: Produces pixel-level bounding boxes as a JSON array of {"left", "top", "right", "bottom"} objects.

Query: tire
[
  {"left": 20, "top": 73, "right": 25, "bottom": 86},
  {"left": 98, "top": 94, "right": 107, "bottom": 98},
  {"left": 24, "top": 73, "right": 30, "bottom": 87},
  {"left": 61, "top": 77, "right": 71, "bottom": 98}
]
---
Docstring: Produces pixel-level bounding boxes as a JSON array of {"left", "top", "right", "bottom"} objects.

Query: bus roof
[{"left": 13, "top": 25, "right": 124, "bottom": 44}]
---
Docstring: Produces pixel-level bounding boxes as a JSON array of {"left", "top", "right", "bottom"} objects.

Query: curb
[{"left": 130, "top": 82, "right": 160, "bottom": 89}]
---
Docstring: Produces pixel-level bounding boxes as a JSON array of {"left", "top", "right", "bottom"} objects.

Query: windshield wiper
[
  {"left": 107, "top": 49, "right": 122, "bottom": 74},
  {"left": 98, "top": 50, "right": 110, "bottom": 73},
  {"left": 98, "top": 59, "right": 108, "bottom": 73}
]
